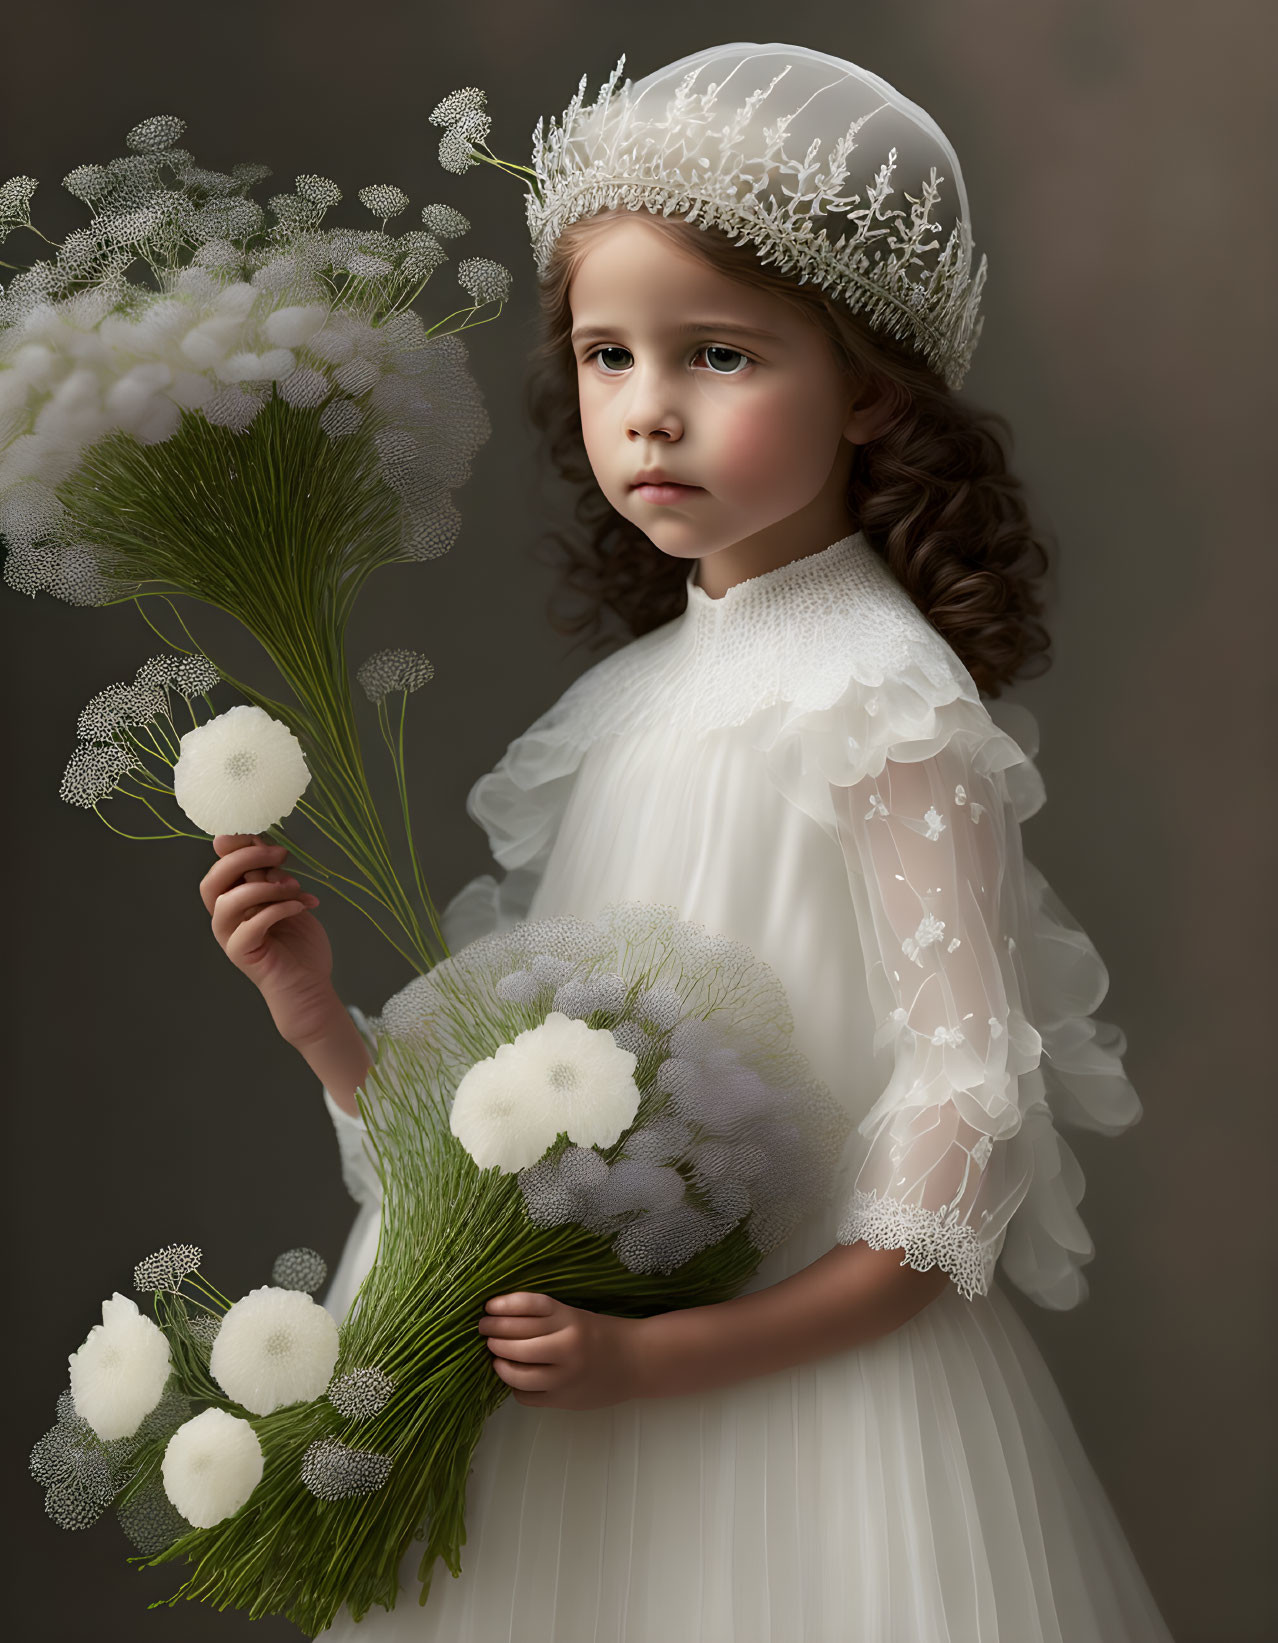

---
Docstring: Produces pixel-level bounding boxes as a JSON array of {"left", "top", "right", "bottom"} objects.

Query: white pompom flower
[
  {"left": 172, "top": 704, "right": 310, "bottom": 835},
  {"left": 450, "top": 1010, "right": 640, "bottom": 1173},
  {"left": 209, "top": 1286, "right": 340, "bottom": 1416},
  {"left": 67, "top": 1291, "right": 173, "bottom": 1441},
  {"left": 161, "top": 1407, "right": 264, "bottom": 1528}
]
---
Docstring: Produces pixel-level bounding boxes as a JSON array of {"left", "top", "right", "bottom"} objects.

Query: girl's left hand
[{"left": 478, "top": 1292, "right": 645, "bottom": 1410}]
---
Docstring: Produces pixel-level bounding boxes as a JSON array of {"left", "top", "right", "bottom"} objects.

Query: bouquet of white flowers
[
  {"left": 1, "top": 110, "right": 509, "bottom": 968},
  {"left": 32, "top": 904, "right": 850, "bottom": 1631}
]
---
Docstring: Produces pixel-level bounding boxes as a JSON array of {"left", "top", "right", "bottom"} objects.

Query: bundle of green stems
[{"left": 134, "top": 1029, "right": 761, "bottom": 1631}]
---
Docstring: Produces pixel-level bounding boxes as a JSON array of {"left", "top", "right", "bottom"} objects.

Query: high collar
[{"left": 681, "top": 532, "right": 887, "bottom": 633}]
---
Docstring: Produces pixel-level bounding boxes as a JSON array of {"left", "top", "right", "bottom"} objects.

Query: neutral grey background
[{"left": 3, "top": 2, "right": 1274, "bottom": 1639}]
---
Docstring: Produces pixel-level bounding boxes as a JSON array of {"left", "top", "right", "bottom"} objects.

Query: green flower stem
[
  {"left": 237, "top": 609, "right": 444, "bottom": 968},
  {"left": 118, "top": 766, "right": 176, "bottom": 798},
  {"left": 92, "top": 810, "right": 194, "bottom": 842},
  {"left": 376, "top": 693, "right": 442, "bottom": 958},
  {"left": 468, "top": 147, "right": 542, "bottom": 190},
  {"left": 132, "top": 596, "right": 302, "bottom": 727},
  {"left": 185, "top": 1274, "right": 233, "bottom": 1310},
  {"left": 424, "top": 303, "right": 505, "bottom": 340},
  {"left": 115, "top": 781, "right": 197, "bottom": 836}
]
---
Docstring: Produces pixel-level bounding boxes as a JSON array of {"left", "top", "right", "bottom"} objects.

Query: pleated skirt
[{"left": 316, "top": 1211, "right": 1174, "bottom": 1642}]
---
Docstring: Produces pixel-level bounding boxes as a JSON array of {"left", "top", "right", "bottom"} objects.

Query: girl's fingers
[
  {"left": 200, "top": 842, "right": 291, "bottom": 914},
  {"left": 211, "top": 879, "right": 316, "bottom": 947},
  {"left": 480, "top": 1314, "right": 557, "bottom": 1339},
  {"left": 491, "top": 1358, "right": 553, "bottom": 1388},
  {"left": 483, "top": 1331, "right": 561, "bottom": 1362},
  {"left": 225, "top": 898, "right": 308, "bottom": 964}
]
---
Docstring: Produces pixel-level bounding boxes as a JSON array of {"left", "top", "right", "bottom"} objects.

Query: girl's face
[{"left": 568, "top": 213, "right": 867, "bottom": 570}]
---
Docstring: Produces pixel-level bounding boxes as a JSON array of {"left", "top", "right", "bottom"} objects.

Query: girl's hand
[
  {"left": 200, "top": 833, "right": 338, "bottom": 1047},
  {"left": 478, "top": 1292, "right": 645, "bottom": 1410}
]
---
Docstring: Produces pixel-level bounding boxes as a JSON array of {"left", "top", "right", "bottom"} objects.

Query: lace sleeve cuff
[{"left": 837, "top": 1189, "right": 994, "bottom": 1302}]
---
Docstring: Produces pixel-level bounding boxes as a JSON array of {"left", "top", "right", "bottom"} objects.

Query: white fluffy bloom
[
  {"left": 209, "top": 1286, "right": 340, "bottom": 1416},
  {"left": 161, "top": 1408, "right": 263, "bottom": 1528},
  {"left": 172, "top": 704, "right": 310, "bottom": 835},
  {"left": 450, "top": 1010, "right": 640, "bottom": 1173},
  {"left": 67, "top": 1292, "right": 172, "bottom": 1441}
]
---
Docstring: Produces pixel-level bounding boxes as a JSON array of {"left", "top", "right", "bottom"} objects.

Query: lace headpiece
[{"left": 433, "top": 42, "right": 987, "bottom": 391}]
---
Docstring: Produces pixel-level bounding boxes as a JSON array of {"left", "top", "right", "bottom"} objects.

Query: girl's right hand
[{"left": 200, "top": 834, "right": 338, "bottom": 1048}]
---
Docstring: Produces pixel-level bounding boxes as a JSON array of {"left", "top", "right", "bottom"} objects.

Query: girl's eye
[
  {"left": 583, "top": 344, "right": 752, "bottom": 375},
  {"left": 590, "top": 346, "right": 633, "bottom": 374},
  {"left": 696, "top": 345, "right": 750, "bottom": 374}
]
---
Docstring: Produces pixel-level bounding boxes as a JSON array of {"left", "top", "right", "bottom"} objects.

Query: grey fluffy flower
[
  {"left": 429, "top": 87, "right": 488, "bottom": 127},
  {"left": 456, "top": 256, "right": 510, "bottom": 305},
  {"left": 300, "top": 1437, "right": 393, "bottom": 1501},
  {"left": 59, "top": 742, "right": 140, "bottom": 808},
  {"left": 420, "top": 203, "right": 470, "bottom": 239},
  {"left": 133, "top": 1242, "right": 203, "bottom": 1293},
  {"left": 356, "top": 647, "right": 435, "bottom": 704},
  {"left": 358, "top": 184, "right": 409, "bottom": 220},
  {"left": 326, "top": 1366, "right": 395, "bottom": 1420},
  {"left": 126, "top": 115, "right": 186, "bottom": 154},
  {"left": 270, "top": 1246, "right": 328, "bottom": 1294}
]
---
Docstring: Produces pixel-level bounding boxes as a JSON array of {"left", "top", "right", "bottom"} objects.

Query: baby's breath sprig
[
  {"left": 428, "top": 87, "right": 543, "bottom": 199},
  {"left": 59, "top": 653, "right": 225, "bottom": 842}
]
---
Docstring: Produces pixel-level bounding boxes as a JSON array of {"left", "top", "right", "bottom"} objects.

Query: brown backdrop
[{"left": 3, "top": 2, "right": 1273, "bottom": 1638}]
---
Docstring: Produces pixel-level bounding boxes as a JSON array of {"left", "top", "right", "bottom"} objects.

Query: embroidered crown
[{"left": 431, "top": 42, "right": 988, "bottom": 391}]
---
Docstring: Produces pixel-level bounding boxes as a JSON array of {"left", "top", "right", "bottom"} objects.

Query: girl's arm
[
  {"left": 292, "top": 991, "right": 373, "bottom": 1115},
  {"left": 633, "top": 1242, "right": 949, "bottom": 1399}
]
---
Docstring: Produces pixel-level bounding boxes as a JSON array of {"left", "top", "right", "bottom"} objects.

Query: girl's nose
[{"left": 623, "top": 369, "right": 682, "bottom": 441}]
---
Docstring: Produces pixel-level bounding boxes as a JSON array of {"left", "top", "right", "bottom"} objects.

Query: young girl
[{"left": 202, "top": 43, "right": 1177, "bottom": 1641}]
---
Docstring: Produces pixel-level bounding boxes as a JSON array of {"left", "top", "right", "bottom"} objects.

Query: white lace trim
[{"left": 837, "top": 1189, "right": 993, "bottom": 1302}]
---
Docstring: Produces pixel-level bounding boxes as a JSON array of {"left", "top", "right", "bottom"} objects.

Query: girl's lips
[{"left": 632, "top": 483, "right": 703, "bottom": 504}]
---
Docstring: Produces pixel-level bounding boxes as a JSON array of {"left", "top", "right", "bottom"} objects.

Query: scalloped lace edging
[{"left": 837, "top": 1190, "right": 993, "bottom": 1302}]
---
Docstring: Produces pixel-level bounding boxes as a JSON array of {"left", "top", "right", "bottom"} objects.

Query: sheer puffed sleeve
[
  {"left": 748, "top": 588, "right": 1142, "bottom": 1309},
  {"left": 437, "top": 648, "right": 639, "bottom": 952},
  {"left": 831, "top": 735, "right": 1045, "bottom": 1301}
]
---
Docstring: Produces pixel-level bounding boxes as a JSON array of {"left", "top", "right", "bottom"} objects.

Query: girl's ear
[{"left": 843, "top": 380, "right": 893, "bottom": 446}]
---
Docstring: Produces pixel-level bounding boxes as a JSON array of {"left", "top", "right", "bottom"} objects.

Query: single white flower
[
  {"left": 450, "top": 1010, "right": 640, "bottom": 1173},
  {"left": 161, "top": 1407, "right": 263, "bottom": 1528},
  {"left": 209, "top": 1285, "right": 340, "bottom": 1416},
  {"left": 172, "top": 704, "right": 310, "bottom": 835},
  {"left": 67, "top": 1291, "right": 172, "bottom": 1441}
]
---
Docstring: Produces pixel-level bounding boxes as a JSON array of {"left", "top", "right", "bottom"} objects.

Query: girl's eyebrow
[{"left": 570, "top": 321, "right": 782, "bottom": 345}]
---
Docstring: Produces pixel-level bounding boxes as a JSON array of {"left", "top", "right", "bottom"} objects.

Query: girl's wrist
[
  {"left": 290, "top": 997, "right": 374, "bottom": 1115},
  {"left": 631, "top": 1304, "right": 713, "bottom": 1400}
]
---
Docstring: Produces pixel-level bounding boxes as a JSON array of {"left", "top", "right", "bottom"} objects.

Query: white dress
[{"left": 317, "top": 532, "right": 1175, "bottom": 1642}]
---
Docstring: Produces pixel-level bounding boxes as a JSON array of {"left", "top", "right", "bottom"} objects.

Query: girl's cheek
[{"left": 712, "top": 402, "right": 799, "bottom": 495}]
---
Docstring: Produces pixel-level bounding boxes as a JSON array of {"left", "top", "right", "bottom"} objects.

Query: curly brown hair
[{"left": 523, "top": 207, "right": 1054, "bottom": 698}]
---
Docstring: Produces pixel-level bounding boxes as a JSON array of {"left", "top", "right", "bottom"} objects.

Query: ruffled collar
[{"left": 500, "top": 524, "right": 975, "bottom": 745}]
